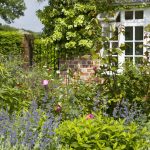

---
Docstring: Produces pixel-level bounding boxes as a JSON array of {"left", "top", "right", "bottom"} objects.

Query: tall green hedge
[
  {"left": 0, "top": 31, "right": 23, "bottom": 55},
  {"left": 0, "top": 31, "right": 57, "bottom": 68}
]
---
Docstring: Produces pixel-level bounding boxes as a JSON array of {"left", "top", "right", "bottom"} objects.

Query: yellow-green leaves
[
  {"left": 65, "top": 41, "right": 76, "bottom": 49},
  {"left": 52, "top": 31, "right": 62, "bottom": 41},
  {"left": 74, "top": 15, "right": 85, "bottom": 27},
  {"left": 37, "top": 0, "right": 102, "bottom": 58},
  {"left": 66, "top": 32, "right": 77, "bottom": 40},
  {"left": 79, "top": 39, "right": 93, "bottom": 48},
  {"left": 62, "top": 8, "right": 75, "bottom": 18},
  {"left": 56, "top": 113, "right": 150, "bottom": 149}
]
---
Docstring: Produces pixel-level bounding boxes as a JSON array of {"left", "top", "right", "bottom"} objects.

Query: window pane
[
  {"left": 103, "top": 27, "right": 110, "bottom": 37},
  {"left": 125, "top": 42, "right": 133, "bottom": 55},
  {"left": 111, "top": 42, "right": 118, "bottom": 55},
  {"left": 116, "top": 12, "right": 121, "bottom": 22},
  {"left": 125, "top": 11, "right": 133, "bottom": 20},
  {"left": 135, "top": 26, "right": 143, "bottom": 40},
  {"left": 125, "top": 57, "right": 133, "bottom": 62},
  {"left": 135, "top": 57, "right": 143, "bottom": 65},
  {"left": 125, "top": 27, "right": 133, "bottom": 40},
  {"left": 111, "top": 27, "right": 118, "bottom": 40},
  {"left": 135, "top": 11, "right": 143, "bottom": 19},
  {"left": 112, "top": 42, "right": 118, "bottom": 48},
  {"left": 111, "top": 56, "right": 118, "bottom": 67},
  {"left": 135, "top": 42, "right": 143, "bottom": 55}
]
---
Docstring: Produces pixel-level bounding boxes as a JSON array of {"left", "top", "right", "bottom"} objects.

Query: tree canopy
[{"left": 0, "top": 0, "right": 26, "bottom": 23}]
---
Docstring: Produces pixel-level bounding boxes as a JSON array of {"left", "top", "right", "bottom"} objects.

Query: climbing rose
[
  {"left": 42, "top": 80, "right": 49, "bottom": 86},
  {"left": 86, "top": 114, "right": 94, "bottom": 120}
]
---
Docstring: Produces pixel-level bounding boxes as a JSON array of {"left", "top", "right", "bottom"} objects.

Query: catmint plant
[
  {"left": 0, "top": 100, "right": 61, "bottom": 149},
  {"left": 112, "top": 99, "right": 145, "bottom": 123}
]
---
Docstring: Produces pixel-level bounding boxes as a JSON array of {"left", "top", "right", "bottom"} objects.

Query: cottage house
[
  {"left": 60, "top": 0, "right": 150, "bottom": 81},
  {"left": 100, "top": 0, "right": 150, "bottom": 65}
]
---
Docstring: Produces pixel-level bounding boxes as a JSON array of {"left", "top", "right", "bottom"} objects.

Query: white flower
[
  {"left": 43, "top": 65, "right": 47, "bottom": 68},
  {"left": 56, "top": 70, "right": 60, "bottom": 74}
]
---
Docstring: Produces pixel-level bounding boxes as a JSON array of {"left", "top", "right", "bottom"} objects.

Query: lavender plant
[
  {"left": 112, "top": 98, "right": 147, "bottom": 124},
  {"left": 0, "top": 100, "right": 61, "bottom": 150}
]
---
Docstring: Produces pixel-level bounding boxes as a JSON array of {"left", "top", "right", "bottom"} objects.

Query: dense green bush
[
  {"left": 0, "top": 57, "right": 29, "bottom": 112},
  {"left": 96, "top": 48, "right": 150, "bottom": 116},
  {"left": 56, "top": 113, "right": 150, "bottom": 150},
  {"left": 48, "top": 81, "right": 98, "bottom": 120},
  {"left": 0, "top": 31, "right": 23, "bottom": 55}
]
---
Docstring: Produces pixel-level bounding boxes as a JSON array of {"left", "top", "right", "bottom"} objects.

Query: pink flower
[
  {"left": 55, "top": 104, "right": 62, "bottom": 112},
  {"left": 93, "top": 66, "right": 97, "bottom": 72},
  {"left": 42, "top": 80, "right": 49, "bottom": 86},
  {"left": 86, "top": 114, "right": 94, "bottom": 120}
]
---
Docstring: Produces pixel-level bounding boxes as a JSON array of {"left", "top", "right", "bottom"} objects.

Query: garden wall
[{"left": 59, "top": 56, "right": 100, "bottom": 81}]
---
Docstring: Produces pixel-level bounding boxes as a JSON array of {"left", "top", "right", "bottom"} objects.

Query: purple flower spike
[
  {"left": 42, "top": 80, "right": 49, "bottom": 86},
  {"left": 86, "top": 114, "right": 94, "bottom": 120}
]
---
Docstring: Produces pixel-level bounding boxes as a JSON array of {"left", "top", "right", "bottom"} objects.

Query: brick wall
[{"left": 59, "top": 55, "right": 100, "bottom": 81}]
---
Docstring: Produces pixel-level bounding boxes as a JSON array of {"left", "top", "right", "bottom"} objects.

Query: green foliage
[
  {"left": 0, "top": 31, "right": 23, "bottom": 55},
  {"left": 145, "top": 24, "right": 150, "bottom": 32},
  {"left": 0, "top": 138, "right": 29, "bottom": 150},
  {"left": 98, "top": 61, "right": 150, "bottom": 102},
  {"left": 113, "top": 1, "right": 150, "bottom": 10},
  {"left": 36, "top": 0, "right": 150, "bottom": 60},
  {"left": 0, "top": 53, "right": 150, "bottom": 149},
  {"left": 50, "top": 81, "right": 97, "bottom": 120},
  {"left": 34, "top": 39, "right": 58, "bottom": 69},
  {"left": 0, "top": 24, "right": 18, "bottom": 31},
  {"left": 0, "top": 0, "right": 26, "bottom": 23},
  {"left": 0, "top": 55, "right": 56, "bottom": 113},
  {"left": 37, "top": 0, "right": 103, "bottom": 59},
  {"left": 0, "top": 57, "right": 29, "bottom": 113},
  {"left": 95, "top": 45, "right": 150, "bottom": 116},
  {"left": 56, "top": 113, "right": 150, "bottom": 150}
]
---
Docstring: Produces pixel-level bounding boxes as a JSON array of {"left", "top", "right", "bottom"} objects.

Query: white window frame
[
  {"left": 100, "top": 8, "right": 150, "bottom": 74},
  {"left": 122, "top": 9, "right": 145, "bottom": 65},
  {"left": 125, "top": 26, "right": 144, "bottom": 64}
]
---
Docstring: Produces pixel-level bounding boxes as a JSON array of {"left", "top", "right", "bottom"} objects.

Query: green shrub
[
  {"left": 56, "top": 113, "right": 150, "bottom": 150},
  {"left": 0, "top": 55, "right": 55, "bottom": 113},
  {"left": 96, "top": 58, "right": 150, "bottom": 116},
  {"left": 0, "top": 57, "right": 30, "bottom": 113},
  {"left": 0, "top": 31, "right": 23, "bottom": 55},
  {"left": 40, "top": 79, "right": 99, "bottom": 120}
]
